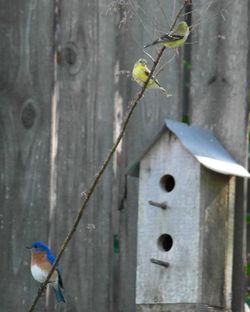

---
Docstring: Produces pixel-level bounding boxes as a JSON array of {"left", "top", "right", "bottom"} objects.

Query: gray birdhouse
[{"left": 128, "top": 119, "right": 250, "bottom": 312}]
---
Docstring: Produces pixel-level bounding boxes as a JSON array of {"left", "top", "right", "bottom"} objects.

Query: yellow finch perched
[
  {"left": 132, "top": 58, "right": 171, "bottom": 96},
  {"left": 144, "top": 21, "right": 189, "bottom": 49}
]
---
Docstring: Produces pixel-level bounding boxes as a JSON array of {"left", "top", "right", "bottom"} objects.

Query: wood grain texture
[
  {"left": 190, "top": 1, "right": 249, "bottom": 310},
  {"left": 49, "top": 0, "right": 115, "bottom": 311},
  {"left": 190, "top": 0, "right": 249, "bottom": 159},
  {"left": 0, "top": 0, "right": 54, "bottom": 310},
  {"left": 199, "top": 168, "right": 235, "bottom": 308}
]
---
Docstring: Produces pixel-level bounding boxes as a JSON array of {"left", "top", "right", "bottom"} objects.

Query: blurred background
[{"left": 0, "top": 0, "right": 249, "bottom": 311}]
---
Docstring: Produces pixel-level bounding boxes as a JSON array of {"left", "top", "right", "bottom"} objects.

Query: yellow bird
[
  {"left": 132, "top": 58, "right": 171, "bottom": 96},
  {"left": 144, "top": 21, "right": 189, "bottom": 49}
]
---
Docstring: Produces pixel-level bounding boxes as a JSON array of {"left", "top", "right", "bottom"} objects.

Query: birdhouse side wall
[
  {"left": 199, "top": 167, "right": 235, "bottom": 308},
  {"left": 136, "top": 131, "right": 202, "bottom": 304}
]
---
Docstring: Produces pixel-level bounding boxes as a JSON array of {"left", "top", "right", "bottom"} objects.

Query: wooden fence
[{"left": 0, "top": 0, "right": 249, "bottom": 311}]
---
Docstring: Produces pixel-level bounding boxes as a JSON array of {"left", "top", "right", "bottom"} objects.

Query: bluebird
[{"left": 26, "top": 241, "right": 65, "bottom": 303}]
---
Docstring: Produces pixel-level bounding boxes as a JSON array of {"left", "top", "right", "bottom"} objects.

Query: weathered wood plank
[
  {"left": 190, "top": 0, "right": 249, "bottom": 158},
  {"left": 49, "top": 0, "right": 116, "bottom": 310},
  {"left": 0, "top": 0, "right": 53, "bottom": 310},
  {"left": 190, "top": 1, "right": 249, "bottom": 311}
]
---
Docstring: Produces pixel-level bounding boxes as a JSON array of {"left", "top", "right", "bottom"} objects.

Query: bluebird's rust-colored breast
[{"left": 31, "top": 251, "right": 52, "bottom": 271}]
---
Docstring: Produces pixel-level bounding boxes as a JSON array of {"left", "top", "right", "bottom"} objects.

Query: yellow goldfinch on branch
[
  {"left": 132, "top": 58, "right": 171, "bottom": 96},
  {"left": 144, "top": 21, "right": 189, "bottom": 49}
]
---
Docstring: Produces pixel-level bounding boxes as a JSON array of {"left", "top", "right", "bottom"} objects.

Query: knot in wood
[
  {"left": 21, "top": 101, "right": 36, "bottom": 129},
  {"left": 61, "top": 46, "right": 77, "bottom": 66}
]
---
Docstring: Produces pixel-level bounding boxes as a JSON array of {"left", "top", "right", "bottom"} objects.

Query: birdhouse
[{"left": 128, "top": 119, "right": 250, "bottom": 312}]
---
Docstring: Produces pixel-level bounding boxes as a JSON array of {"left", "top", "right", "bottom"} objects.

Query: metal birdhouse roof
[{"left": 128, "top": 119, "right": 250, "bottom": 178}]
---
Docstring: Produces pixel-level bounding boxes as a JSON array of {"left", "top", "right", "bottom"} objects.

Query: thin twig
[
  {"left": 155, "top": 52, "right": 176, "bottom": 77},
  {"left": 28, "top": 2, "right": 187, "bottom": 311},
  {"left": 143, "top": 49, "right": 155, "bottom": 62},
  {"left": 143, "top": 0, "right": 190, "bottom": 74},
  {"left": 171, "top": 0, "right": 190, "bottom": 30}
]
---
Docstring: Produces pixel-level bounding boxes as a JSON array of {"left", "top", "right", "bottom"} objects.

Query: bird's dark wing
[
  {"left": 158, "top": 33, "right": 184, "bottom": 42},
  {"left": 144, "top": 32, "right": 184, "bottom": 48},
  {"left": 57, "top": 269, "right": 64, "bottom": 289},
  {"left": 46, "top": 252, "right": 64, "bottom": 288},
  {"left": 143, "top": 68, "right": 161, "bottom": 87}
]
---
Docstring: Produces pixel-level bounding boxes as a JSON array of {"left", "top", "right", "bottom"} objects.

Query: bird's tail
[
  {"left": 159, "top": 86, "right": 172, "bottom": 97},
  {"left": 53, "top": 285, "right": 65, "bottom": 303},
  {"left": 144, "top": 39, "right": 159, "bottom": 49}
]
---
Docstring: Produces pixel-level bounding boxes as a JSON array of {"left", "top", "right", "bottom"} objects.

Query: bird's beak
[{"left": 26, "top": 246, "right": 32, "bottom": 250}]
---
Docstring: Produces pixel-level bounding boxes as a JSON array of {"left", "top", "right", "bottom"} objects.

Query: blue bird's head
[{"left": 26, "top": 241, "right": 50, "bottom": 253}]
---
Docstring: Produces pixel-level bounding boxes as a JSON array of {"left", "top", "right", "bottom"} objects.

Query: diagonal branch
[{"left": 27, "top": 1, "right": 188, "bottom": 311}]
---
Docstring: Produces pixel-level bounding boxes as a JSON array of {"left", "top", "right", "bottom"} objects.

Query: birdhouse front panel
[{"left": 136, "top": 131, "right": 202, "bottom": 304}]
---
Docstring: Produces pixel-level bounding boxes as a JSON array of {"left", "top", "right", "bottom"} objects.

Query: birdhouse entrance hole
[
  {"left": 157, "top": 234, "right": 173, "bottom": 252},
  {"left": 159, "top": 174, "right": 175, "bottom": 192}
]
